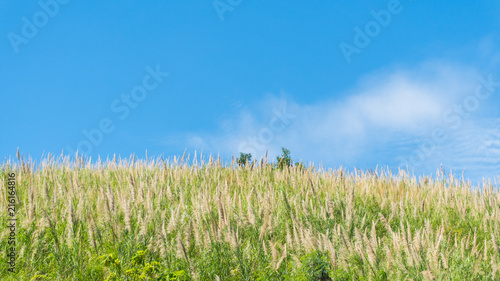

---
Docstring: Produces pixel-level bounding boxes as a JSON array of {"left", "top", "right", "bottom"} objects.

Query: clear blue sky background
[{"left": 1, "top": 1, "right": 500, "bottom": 184}]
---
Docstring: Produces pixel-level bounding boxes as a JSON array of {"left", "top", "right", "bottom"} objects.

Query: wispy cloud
[{"left": 173, "top": 60, "right": 499, "bottom": 182}]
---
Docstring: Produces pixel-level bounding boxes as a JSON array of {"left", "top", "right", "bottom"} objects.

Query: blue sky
[{"left": 1, "top": 0, "right": 500, "bottom": 183}]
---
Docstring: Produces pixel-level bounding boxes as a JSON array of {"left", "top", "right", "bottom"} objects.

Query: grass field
[{"left": 1, "top": 154, "right": 499, "bottom": 280}]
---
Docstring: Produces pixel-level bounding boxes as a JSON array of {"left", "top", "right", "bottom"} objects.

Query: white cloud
[{"left": 175, "top": 61, "right": 499, "bottom": 183}]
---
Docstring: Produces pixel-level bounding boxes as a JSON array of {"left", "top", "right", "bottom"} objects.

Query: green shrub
[
  {"left": 276, "top": 147, "right": 292, "bottom": 170},
  {"left": 236, "top": 152, "right": 253, "bottom": 167}
]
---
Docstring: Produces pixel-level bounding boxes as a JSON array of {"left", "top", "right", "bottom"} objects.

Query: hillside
[{"left": 1, "top": 155, "right": 499, "bottom": 280}]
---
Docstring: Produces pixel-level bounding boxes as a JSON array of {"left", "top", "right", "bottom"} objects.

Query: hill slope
[{"left": 1, "top": 155, "right": 499, "bottom": 280}]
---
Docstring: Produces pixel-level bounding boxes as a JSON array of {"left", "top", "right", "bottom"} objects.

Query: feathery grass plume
[
  {"left": 29, "top": 222, "right": 43, "bottom": 261},
  {"left": 140, "top": 211, "right": 150, "bottom": 240},
  {"left": 370, "top": 221, "right": 378, "bottom": 249},
  {"left": 27, "top": 185, "right": 36, "bottom": 222},
  {"left": 379, "top": 213, "right": 393, "bottom": 236},
  {"left": 42, "top": 181, "right": 50, "bottom": 207},
  {"left": 57, "top": 180, "right": 65, "bottom": 199},
  {"left": 402, "top": 222, "right": 414, "bottom": 268},
  {"left": 340, "top": 225, "right": 353, "bottom": 254},
  {"left": 491, "top": 256, "right": 499, "bottom": 279},
  {"left": 284, "top": 226, "right": 294, "bottom": 252},
  {"left": 484, "top": 238, "right": 489, "bottom": 261},
  {"left": 184, "top": 219, "right": 192, "bottom": 249},
  {"left": 440, "top": 252, "right": 448, "bottom": 270},
  {"left": 247, "top": 196, "right": 256, "bottom": 225},
  {"left": 292, "top": 224, "right": 301, "bottom": 249},
  {"left": 87, "top": 213, "right": 97, "bottom": 254},
  {"left": 275, "top": 243, "right": 287, "bottom": 271},
  {"left": 156, "top": 221, "right": 168, "bottom": 258},
  {"left": 421, "top": 270, "right": 436, "bottom": 281},
  {"left": 192, "top": 209, "right": 203, "bottom": 247},
  {"left": 217, "top": 191, "right": 226, "bottom": 230},
  {"left": 66, "top": 197, "right": 75, "bottom": 247},
  {"left": 383, "top": 244, "right": 393, "bottom": 271},
  {"left": 259, "top": 208, "right": 270, "bottom": 240},
  {"left": 122, "top": 197, "right": 132, "bottom": 233},
  {"left": 202, "top": 226, "right": 211, "bottom": 249},
  {"left": 471, "top": 228, "right": 478, "bottom": 256},
  {"left": 325, "top": 235, "right": 337, "bottom": 267},
  {"left": 42, "top": 209, "right": 60, "bottom": 253},
  {"left": 363, "top": 230, "right": 377, "bottom": 268},
  {"left": 106, "top": 184, "right": 115, "bottom": 214},
  {"left": 237, "top": 195, "right": 248, "bottom": 226},
  {"left": 353, "top": 227, "right": 363, "bottom": 249},
  {"left": 270, "top": 241, "right": 279, "bottom": 268},
  {"left": 490, "top": 232, "right": 500, "bottom": 259},
  {"left": 166, "top": 205, "right": 180, "bottom": 234},
  {"left": 413, "top": 229, "right": 424, "bottom": 267},
  {"left": 100, "top": 186, "right": 111, "bottom": 224},
  {"left": 345, "top": 186, "right": 355, "bottom": 231},
  {"left": 73, "top": 191, "right": 85, "bottom": 223}
]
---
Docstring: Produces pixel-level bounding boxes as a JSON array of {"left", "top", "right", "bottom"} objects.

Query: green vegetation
[
  {"left": 275, "top": 147, "right": 304, "bottom": 171},
  {"left": 1, "top": 154, "right": 499, "bottom": 280},
  {"left": 276, "top": 147, "right": 293, "bottom": 170},
  {"left": 236, "top": 153, "right": 252, "bottom": 168}
]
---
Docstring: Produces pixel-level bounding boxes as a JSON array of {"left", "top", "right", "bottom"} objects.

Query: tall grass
[{"left": 1, "top": 153, "right": 499, "bottom": 280}]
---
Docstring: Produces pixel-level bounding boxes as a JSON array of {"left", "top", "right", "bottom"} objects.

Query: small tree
[
  {"left": 236, "top": 152, "right": 252, "bottom": 167},
  {"left": 276, "top": 147, "right": 292, "bottom": 170}
]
